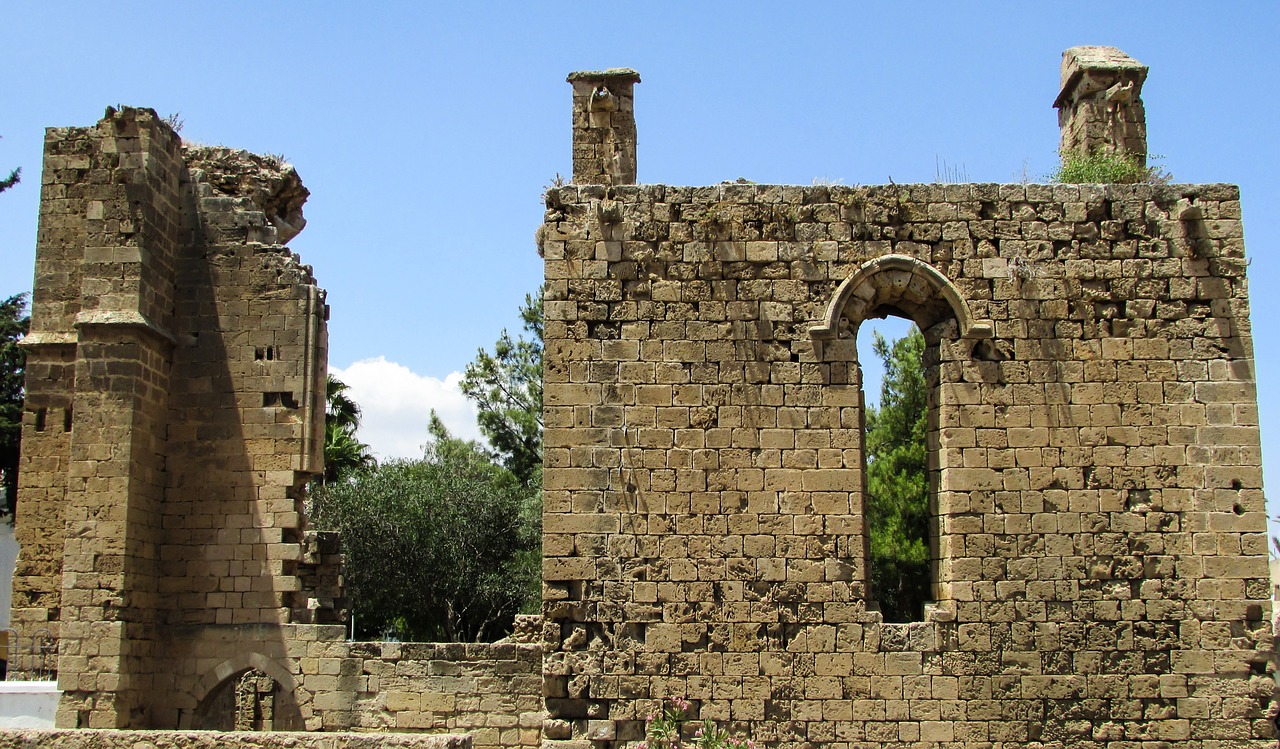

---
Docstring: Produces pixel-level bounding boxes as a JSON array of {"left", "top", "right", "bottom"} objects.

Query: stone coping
[{"left": 0, "top": 729, "right": 472, "bottom": 749}]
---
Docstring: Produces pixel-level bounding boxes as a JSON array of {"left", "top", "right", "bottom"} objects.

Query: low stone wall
[
  {"left": 0, "top": 729, "right": 471, "bottom": 749},
  {"left": 346, "top": 641, "right": 543, "bottom": 749}
]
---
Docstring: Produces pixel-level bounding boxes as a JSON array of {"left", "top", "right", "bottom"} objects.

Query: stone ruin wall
[
  {"left": 15, "top": 107, "right": 338, "bottom": 728},
  {"left": 343, "top": 635, "right": 542, "bottom": 745},
  {"left": 539, "top": 50, "right": 1277, "bottom": 749},
  {"left": 170, "top": 623, "right": 542, "bottom": 744},
  {"left": 10, "top": 106, "right": 546, "bottom": 745},
  {"left": 6, "top": 45, "right": 1277, "bottom": 749}
]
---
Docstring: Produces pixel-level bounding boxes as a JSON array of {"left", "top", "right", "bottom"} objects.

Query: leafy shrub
[
  {"left": 312, "top": 424, "right": 540, "bottom": 642},
  {"left": 639, "top": 698, "right": 755, "bottom": 749},
  {"left": 1052, "top": 150, "right": 1171, "bottom": 185}
]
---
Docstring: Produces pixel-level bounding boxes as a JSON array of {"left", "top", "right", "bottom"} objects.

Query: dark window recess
[
  {"left": 63, "top": 408, "right": 73, "bottom": 432},
  {"left": 33, "top": 408, "right": 46, "bottom": 432},
  {"left": 254, "top": 346, "right": 276, "bottom": 361},
  {"left": 263, "top": 392, "right": 299, "bottom": 409}
]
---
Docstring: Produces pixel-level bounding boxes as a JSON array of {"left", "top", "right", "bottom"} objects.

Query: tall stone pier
[
  {"left": 16, "top": 107, "right": 340, "bottom": 728},
  {"left": 568, "top": 69, "right": 641, "bottom": 186}
]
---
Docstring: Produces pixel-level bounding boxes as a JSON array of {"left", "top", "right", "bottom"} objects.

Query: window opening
[
  {"left": 263, "top": 392, "right": 298, "bottom": 408},
  {"left": 859, "top": 315, "right": 931, "bottom": 623}
]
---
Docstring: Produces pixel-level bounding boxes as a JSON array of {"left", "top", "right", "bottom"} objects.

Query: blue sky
[{"left": 3, "top": 4, "right": 1278, "bottom": 518}]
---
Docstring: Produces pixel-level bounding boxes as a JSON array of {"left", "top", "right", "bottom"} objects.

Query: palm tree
[
  {"left": 322, "top": 374, "right": 375, "bottom": 484},
  {"left": 326, "top": 375, "right": 361, "bottom": 432}
]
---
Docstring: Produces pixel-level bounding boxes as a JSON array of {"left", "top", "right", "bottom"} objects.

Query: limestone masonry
[
  {"left": 12, "top": 106, "right": 541, "bottom": 744},
  {"left": 16, "top": 106, "right": 335, "bottom": 727},
  {"left": 9, "top": 45, "right": 1277, "bottom": 749},
  {"left": 539, "top": 48, "right": 1276, "bottom": 749}
]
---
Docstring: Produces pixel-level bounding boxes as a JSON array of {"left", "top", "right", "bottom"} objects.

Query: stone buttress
[{"left": 15, "top": 107, "right": 341, "bottom": 728}]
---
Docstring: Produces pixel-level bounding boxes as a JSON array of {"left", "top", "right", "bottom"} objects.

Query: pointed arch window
[{"left": 811, "top": 255, "right": 991, "bottom": 621}]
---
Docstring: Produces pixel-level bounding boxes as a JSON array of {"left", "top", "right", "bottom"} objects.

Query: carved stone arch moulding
[
  {"left": 182, "top": 652, "right": 303, "bottom": 730},
  {"left": 809, "top": 254, "right": 993, "bottom": 360}
]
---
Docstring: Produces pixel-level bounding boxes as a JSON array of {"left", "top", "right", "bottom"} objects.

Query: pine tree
[
  {"left": 0, "top": 294, "right": 29, "bottom": 519},
  {"left": 461, "top": 291, "right": 543, "bottom": 484},
  {"left": 864, "top": 325, "right": 930, "bottom": 622}
]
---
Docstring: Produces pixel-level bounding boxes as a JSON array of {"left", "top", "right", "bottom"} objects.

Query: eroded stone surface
[
  {"left": 14, "top": 106, "right": 333, "bottom": 729},
  {"left": 540, "top": 54, "right": 1276, "bottom": 749},
  {"left": 1055, "top": 45, "right": 1149, "bottom": 164}
]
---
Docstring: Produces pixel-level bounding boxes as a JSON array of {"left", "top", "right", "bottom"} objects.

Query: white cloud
[{"left": 330, "top": 357, "right": 482, "bottom": 461}]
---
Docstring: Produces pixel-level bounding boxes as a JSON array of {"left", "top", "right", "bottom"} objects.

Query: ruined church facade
[
  {"left": 538, "top": 49, "right": 1277, "bottom": 749},
  {"left": 5, "top": 46, "right": 1275, "bottom": 749}
]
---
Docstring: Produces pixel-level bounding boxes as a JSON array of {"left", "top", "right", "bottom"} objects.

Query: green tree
[
  {"left": 864, "top": 325, "right": 930, "bottom": 622},
  {"left": 0, "top": 167, "right": 18, "bottom": 194},
  {"left": 0, "top": 294, "right": 28, "bottom": 520},
  {"left": 312, "top": 415, "right": 539, "bottom": 642},
  {"left": 0, "top": 134, "right": 19, "bottom": 195},
  {"left": 322, "top": 374, "right": 375, "bottom": 484},
  {"left": 461, "top": 290, "right": 543, "bottom": 484}
]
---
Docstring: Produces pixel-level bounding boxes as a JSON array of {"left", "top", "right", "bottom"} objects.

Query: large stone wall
[
  {"left": 166, "top": 625, "right": 543, "bottom": 745},
  {"left": 9, "top": 46, "right": 1277, "bottom": 749},
  {"left": 540, "top": 55, "right": 1276, "bottom": 749},
  {"left": 14, "top": 107, "right": 336, "bottom": 728}
]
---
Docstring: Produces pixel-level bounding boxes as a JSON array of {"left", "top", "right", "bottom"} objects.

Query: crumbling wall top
[
  {"left": 1054, "top": 45, "right": 1148, "bottom": 109},
  {"left": 184, "top": 146, "right": 309, "bottom": 244}
]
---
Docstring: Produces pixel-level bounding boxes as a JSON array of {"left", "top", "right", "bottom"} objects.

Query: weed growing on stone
[
  {"left": 1052, "top": 150, "right": 1171, "bottom": 184},
  {"left": 934, "top": 155, "right": 968, "bottom": 183},
  {"left": 162, "top": 111, "right": 184, "bottom": 134},
  {"left": 638, "top": 698, "right": 755, "bottom": 749}
]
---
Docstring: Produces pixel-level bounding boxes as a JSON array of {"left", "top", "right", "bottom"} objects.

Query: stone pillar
[
  {"left": 16, "top": 105, "right": 336, "bottom": 730},
  {"left": 1053, "top": 46, "right": 1148, "bottom": 165},
  {"left": 48, "top": 107, "right": 184, "bottom": 728},
  {"left": 567, "top": 69, "right": 640, "bottom": 186}
]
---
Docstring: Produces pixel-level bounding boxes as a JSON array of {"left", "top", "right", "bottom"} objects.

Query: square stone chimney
[
  {"left": 1053, "top": 46, "right": 1148, "bottom": 165},
  {"left": 567, "top": 69, "right": 640, "bottom": 185}
]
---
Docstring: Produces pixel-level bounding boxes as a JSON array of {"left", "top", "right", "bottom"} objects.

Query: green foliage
[
  {"left": 0, "top": 135, "right": 19, "bottom": 196},
  {"left": 461, "top": 290, "right": 543, "bottom": 484},
  {"left": 322, "top": 374, "right": 375, "bottom": 485},
  {"left": 864, "top": 326, "right": 930, "bottom": 622},
  {"left": 639, "top": 697, "right": 756, "bottom": 749},
  {"left": 1052, "top": 150, "right": 1170, "bottom": 185},
  {"left": 0, "top": 167, "right": 19, "bottom": 194},
  {"left": 0, "top": 294, "right": 28, "bottom": 520},
  {"left": 312, "top": 416, "right": 539, "bottom": 642}
]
